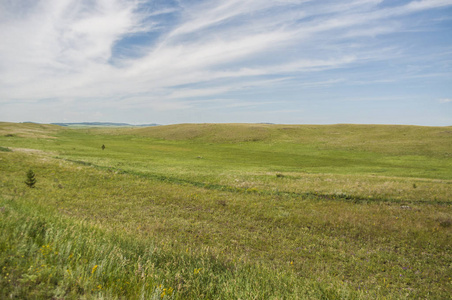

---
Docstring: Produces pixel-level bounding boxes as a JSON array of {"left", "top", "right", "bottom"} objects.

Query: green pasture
[{"left": 0, "top": 122, "right": 451, "bottom": 299}]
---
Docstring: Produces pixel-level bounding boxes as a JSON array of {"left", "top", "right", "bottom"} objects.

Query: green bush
[
  {"left": 25, "top": 169, "right": 37, "bottom": 188},
  {"left": 0, "top": 146, "right": 12, "bottom": 152}
]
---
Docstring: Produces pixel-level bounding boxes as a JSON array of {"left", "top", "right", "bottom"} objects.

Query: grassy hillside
[
  {"left": 119, "top": 123, "right": 452, "bottom": 156},
  {"left": 0, "top": 122, "right": 451, "bottom": 299},
  {"left": 0, "top": 122, "right": 61, "bottom": 139}
]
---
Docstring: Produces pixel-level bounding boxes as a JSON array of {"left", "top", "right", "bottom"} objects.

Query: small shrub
[
  {"left": 217, "top": 199, "right": 227, "bottom": 207},
  {"left": 439, "top": 219, "right": 451, "bottom": 228},
  {"left": 0, "top": 146, "right": 12, "bottom": 152},
  {"left": 276, "top": 173, "right": 284, "bottom": 178},
  {"left": 25, "top": 169, "right": 37, "bottom": 188}
]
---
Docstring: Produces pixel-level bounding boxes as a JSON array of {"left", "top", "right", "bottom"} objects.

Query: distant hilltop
[{"left": 51, "top": 122, "right": 159, "bottom": 127}]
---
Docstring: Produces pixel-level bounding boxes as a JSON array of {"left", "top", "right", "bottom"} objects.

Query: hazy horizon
[{"left": 4, "top": 121, "right": 452, "bottom": 128}]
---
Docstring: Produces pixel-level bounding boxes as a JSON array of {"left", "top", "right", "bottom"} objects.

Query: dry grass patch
[{"left": 0, "top": 122, "right": 62, "bottom": 139}]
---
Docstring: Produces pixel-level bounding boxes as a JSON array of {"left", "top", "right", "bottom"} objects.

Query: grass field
[{"left": 0, "top": 122, "right": 451, "bottom": 299}]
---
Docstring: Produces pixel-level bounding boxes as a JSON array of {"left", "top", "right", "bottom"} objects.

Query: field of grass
[{"left": 1, "top": 122, "right": 451, "bottom": 299}]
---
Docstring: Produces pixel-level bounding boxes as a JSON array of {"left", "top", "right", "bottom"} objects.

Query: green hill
[
  {"left": 119, "top": 123, "right": 452, "bottom": 157},
  {"left": 0, "top": 122, "right": 62, "bottom": 138}
]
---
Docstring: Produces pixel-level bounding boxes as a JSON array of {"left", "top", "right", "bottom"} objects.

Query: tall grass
[{"left": 1, "top": 198, "right": 362, "bottom": 299}]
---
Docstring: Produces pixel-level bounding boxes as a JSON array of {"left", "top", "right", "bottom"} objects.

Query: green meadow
[{"left": 0, "top": 122, "right": 451, "bottom": 299}]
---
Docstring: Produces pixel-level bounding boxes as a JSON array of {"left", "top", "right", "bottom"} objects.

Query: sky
[{"left": 0, "top": 0, "right": 451, "bottom": 126}]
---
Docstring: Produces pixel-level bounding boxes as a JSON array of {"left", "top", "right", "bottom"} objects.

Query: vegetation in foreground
[{"left": 0, "top": 122, "right": 451, "bottom": 299}]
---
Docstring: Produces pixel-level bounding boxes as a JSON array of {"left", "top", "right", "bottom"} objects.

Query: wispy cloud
[
  {"left": 0, "top": 0, "right": 451, "bottom": 124},
  {"left": 439, "top": 98, "right": 452, "bottom": 103}
]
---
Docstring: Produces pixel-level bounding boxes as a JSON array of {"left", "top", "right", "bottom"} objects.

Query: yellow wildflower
[{"left": 194, "top": 268, "right": 202, "bottom": 275}]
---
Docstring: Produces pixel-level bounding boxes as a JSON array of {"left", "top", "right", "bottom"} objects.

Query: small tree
[
  {"left": 102, "top": 144, "right": 105, "bottom": 150},
  {"left": 25, "top": 169, "right": 37, "bottom": 188}
]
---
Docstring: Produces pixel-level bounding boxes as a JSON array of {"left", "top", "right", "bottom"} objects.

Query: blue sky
[{"left": 0, "top": 0, "right": 451, "bottom": 125}]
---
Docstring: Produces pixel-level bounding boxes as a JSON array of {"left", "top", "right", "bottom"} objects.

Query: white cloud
[
  {"left": 439, "top": 98, "right": 452, "bottom": 103},
  {"left": 404, "top": 0, "right": 452, "bottom": 11},
  {"left": 0, "top": 0, "right": 451, "bottom": 124}
]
